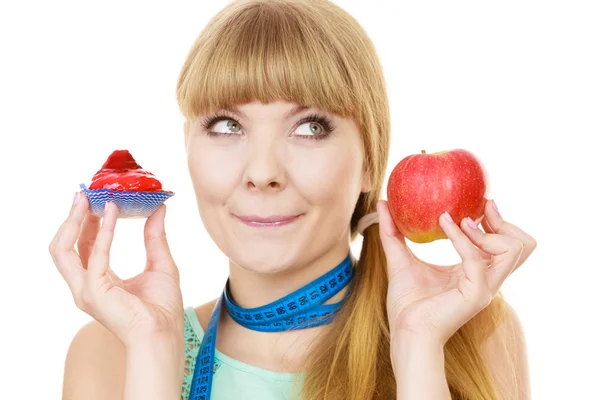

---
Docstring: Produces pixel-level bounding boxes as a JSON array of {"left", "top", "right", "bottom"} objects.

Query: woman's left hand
[{"left": 376, "top": 198, "right": 537, "bottom": 345}]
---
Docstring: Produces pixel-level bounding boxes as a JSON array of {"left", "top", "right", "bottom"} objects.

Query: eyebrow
[{"left": 223, "top": 104, "right": 311, "bottom": 120}]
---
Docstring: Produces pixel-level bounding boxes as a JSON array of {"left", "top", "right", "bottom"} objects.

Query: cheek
[
  {"left": 187, "top": 146, "right": 240, "bottom": 203},
  {"left": 292, "top": 149, "right": 361, "bottom": 204}
]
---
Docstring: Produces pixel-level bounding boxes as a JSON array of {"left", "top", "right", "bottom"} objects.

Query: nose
[{"left": 243, "top": 139, "right": 287, "bottom": 192}]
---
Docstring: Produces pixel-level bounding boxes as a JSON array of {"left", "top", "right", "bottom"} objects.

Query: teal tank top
[{"left": 181, "top": 306, "right": 305, "bottom": 400}]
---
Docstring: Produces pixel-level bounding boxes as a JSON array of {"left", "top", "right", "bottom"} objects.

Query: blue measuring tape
[{"left": 188, "top": 252, "right": 355, "bottom": 400}]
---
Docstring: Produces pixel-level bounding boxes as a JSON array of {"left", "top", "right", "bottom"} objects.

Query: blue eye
[
  {"left": 211, "top": 119, "right": 242, "bottom": 135},
  {"left": 200, "top": 112, "right": 336, "bottom": 140},
  {"left": 294, "top": 114, "right": 335, "bottom": 139}
]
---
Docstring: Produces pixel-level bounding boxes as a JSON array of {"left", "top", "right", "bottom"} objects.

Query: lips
[
  {"left": 236, "top": 214, "right": 300, "bottom": 223},
  {"left": 234, "top": 213, "right": 302, "bottom": 228}
]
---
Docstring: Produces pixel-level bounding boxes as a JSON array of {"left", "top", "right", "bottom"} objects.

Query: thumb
[
  {"left": 376, "top": 200, "right": 415, "bottom": 277},
  {"left": 143, "top": 205, "right": 176, "bottom": 274}
]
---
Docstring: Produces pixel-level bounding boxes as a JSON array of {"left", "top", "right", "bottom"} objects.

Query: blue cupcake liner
[{"left": 79, "top": 183, "right": 174, "bottom": 219}]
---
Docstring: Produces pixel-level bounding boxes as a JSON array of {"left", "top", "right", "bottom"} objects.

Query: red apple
[{"left": 386, "top": 149, "right": 489, "bottom": 243}]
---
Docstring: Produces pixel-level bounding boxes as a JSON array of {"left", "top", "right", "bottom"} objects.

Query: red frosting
[{"left": 89, "top": 150, "right": 163, "bottom": 192}]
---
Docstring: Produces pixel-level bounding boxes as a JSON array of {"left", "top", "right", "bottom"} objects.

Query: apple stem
[{"left": 421, "top": 150, "right": 426, "bottom": 154}]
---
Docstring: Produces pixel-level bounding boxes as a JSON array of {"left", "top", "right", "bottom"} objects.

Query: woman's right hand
[{"left": 49, "top": 192, "right": 184, "bottom": 349}]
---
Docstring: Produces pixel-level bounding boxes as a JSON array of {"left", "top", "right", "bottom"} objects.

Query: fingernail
[
  {"left": 444, "top": 211, "right": 453, "bottom": 223},
  {"left": 73, "top": 192, "right": 80, "bottom": 205},
  {"left": 104, "top": 202, "right": 109, "bottom": 213},
  {"left": 492, "top": 199, "right": 499, "bottom": 214},
  {"left": 467, "top": 216, "right": 478, "bottom": 229}
]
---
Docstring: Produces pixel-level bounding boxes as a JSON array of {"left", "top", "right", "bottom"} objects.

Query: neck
[
  {"left": 215, "top": 244, "right": 354, "bottom": 373},
  {"left": 226, "top": 245, "right": 353, "bottom": 308}
]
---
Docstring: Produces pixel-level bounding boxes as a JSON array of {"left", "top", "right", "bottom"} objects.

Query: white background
[{"left": 1, "top": 0, "right": 598, "bottom": 398}]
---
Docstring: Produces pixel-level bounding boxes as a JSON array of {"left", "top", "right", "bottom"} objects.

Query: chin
[{"left": 229, "top": 243, "right": 302, "bottom": 275}]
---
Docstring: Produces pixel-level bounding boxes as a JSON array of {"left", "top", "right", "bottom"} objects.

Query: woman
[{"left": 50, "top": 0, "right": 536, "bottom": 399}]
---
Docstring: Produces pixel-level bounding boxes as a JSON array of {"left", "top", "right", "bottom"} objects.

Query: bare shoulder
[
  {"left": 63, "top": 320, "right": 126, "bottom": 400},
  {"left": 193, "top": 298, "right": 219, "bottom": 331},
  {"left": 481, "top": 300, "right": 531, "bottom": 400}
]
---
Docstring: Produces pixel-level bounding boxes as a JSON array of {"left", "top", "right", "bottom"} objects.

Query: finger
[
  {"left": 439, "top": 212, "right": 483, "bottom": 263},
  {"left": 87, "top": 202, "right": 118, "bottom": 279},
  {"left": 376, "top": 200, "right": 415, "bottom": 278},
  {"left": 481, "top": 216, "right": 495, "bottom": 234},
  {"left": 51, "top": 192, "right": 88, "bottom": 251},
  {"left": 439, "top": 211, "right": 488, "bottom": 303},
  {"left": 77, "top": 210, "right": 101, "bottom": 269},
  {"left": 106, "top": 267, "right": 125, "bottom": 289},
  {"left": 49, "top": 192, "right": 89, "bottom": 289},
  {"left": 482, "top": 199, "right": 537, "bottom": 272},
  {"left": 144, "top": 205, "right": 177, "bottom": 274},
  {"left": 464, "top": 215, "right": 494, "bottom": 260},
  {"left": 460, "top": 216, "right": 524, "bottom": 294}
]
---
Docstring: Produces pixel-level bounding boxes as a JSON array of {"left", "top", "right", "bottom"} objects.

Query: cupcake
[{"left": 80, "top": 150, "right": 174, "bottom": 218}]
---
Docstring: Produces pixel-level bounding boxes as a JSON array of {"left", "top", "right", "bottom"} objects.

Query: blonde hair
[{"left": 176, "top": 0, "right": 513, "bottom": 398}]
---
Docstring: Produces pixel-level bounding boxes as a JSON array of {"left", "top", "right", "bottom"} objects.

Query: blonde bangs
[{"left": 176, "top": 0, "right": 360, "bottom": 120}]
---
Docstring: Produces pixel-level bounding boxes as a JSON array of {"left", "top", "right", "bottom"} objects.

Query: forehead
[
  {"left": 217, "top": 100, "right": 338, "bottom": 120},
  {"left": 224, "top": 101, "right": 309, "bottom": 120}
]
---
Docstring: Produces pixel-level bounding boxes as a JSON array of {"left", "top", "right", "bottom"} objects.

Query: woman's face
[{"left": 184, "top": 99, "right": 371, "bottom": 273}]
